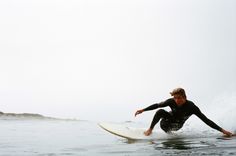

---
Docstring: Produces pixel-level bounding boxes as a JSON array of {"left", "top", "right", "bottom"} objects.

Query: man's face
[{"left": 173, "top": 94, "right": 186, "bottom": 105}]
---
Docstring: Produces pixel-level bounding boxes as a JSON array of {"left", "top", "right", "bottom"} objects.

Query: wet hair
[{"left": 170, "top": 87, "right": 186, "bottom": 98}]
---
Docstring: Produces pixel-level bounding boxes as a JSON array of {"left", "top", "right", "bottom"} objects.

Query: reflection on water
[
  {"left": 124, "top": 136, "right": 213, "bottom": 150},
  {"left": 154, "top": 137, "right": 216, "bottom": 150},
  {"left": 123, "top": 136, "right": 223, "bottom": 155},
  {"left": 152, "top": 137, "right": 236, "bottom": 156},
  {"left": 158, "top": 138, "right": 193, "bottom": 150}
]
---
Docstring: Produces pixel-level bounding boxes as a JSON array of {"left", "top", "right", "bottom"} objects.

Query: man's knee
[
  {"left": 153, "top": 109, "right": 167, "bottom": 120},
  {"left": 155, "top": 109, "right": 167, "bottom": 116}
]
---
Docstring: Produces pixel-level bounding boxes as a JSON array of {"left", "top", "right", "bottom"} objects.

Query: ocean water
[{"left": 0, "top": 119, "right": 235, "bottom": 156}]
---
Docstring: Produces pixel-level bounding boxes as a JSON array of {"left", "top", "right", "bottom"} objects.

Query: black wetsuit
[{"left": 144, "top": 98, "right": 223, "bottom": 133}]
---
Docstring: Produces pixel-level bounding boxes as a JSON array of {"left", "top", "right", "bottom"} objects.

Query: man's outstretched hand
[
  {"left": 135, "top": 109, "right": 144, "bottom": 117},
  {"left": 222, "top": 129, "right": 233, "bottom": 137}
]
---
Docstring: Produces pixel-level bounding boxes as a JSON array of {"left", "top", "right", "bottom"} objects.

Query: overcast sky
[{"left": 0, "top": 0, "right": 235, "bottom": 122}]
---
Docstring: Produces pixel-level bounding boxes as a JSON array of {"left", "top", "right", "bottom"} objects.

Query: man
[{"left": 135, "top": 88, "right": 233, "bottom": 137}]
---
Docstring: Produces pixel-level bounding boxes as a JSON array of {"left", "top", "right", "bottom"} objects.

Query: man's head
[{"left": 170, "top": 87, "right": 187, "bottom": 105}]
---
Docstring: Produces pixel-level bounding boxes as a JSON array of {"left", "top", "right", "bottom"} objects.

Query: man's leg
[{"left": 144, "top": 109, "right": 172, "bottom": 136}]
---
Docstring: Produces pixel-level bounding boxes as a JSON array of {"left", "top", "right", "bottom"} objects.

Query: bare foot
[{"left": 144, "top": 128, "right": 152, "bottom": 136}]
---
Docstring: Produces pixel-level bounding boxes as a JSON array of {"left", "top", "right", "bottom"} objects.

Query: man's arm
[
  {"left": 135, "top": 99, "right": 170, "bottom": 117},
  {"left": 194, "top": 106, "right": 233, "bottom": 136},
  {"left": 134, "top": 104, "right": 160, "bottom": 117},
  {"left": 194, "top": 106, "right": 223, "bottom": 132},
  {"left": 144, "top": 98, "right": 173, "bottom": 111}
]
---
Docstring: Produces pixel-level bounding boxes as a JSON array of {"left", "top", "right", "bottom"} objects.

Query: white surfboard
[
  {"left": 99, "top": 122, "right": 236, "bottom": 141},
  {"left": 98, "top": 122, "right": 162, "bottom": 140}
]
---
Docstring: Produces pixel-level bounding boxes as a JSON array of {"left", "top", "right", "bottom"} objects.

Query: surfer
[{"left": 135, "top": 88, "right": 233, "bottom": 137}]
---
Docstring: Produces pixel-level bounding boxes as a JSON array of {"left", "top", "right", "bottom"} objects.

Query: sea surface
[{"left": 0, "top": 119, "right": 235, "bottom": 156}]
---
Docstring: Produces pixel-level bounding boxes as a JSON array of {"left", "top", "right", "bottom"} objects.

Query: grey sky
[{"left": 0, "top": 0, "right": 235, "bottom": 121}]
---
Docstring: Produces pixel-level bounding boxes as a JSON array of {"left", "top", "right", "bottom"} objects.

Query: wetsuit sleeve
[
  {"left": 143, "top": 99, "right": 170, "bottom": 111},
  {"left": 193, "top": 106, "right": 223, "bottom": 132}
]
